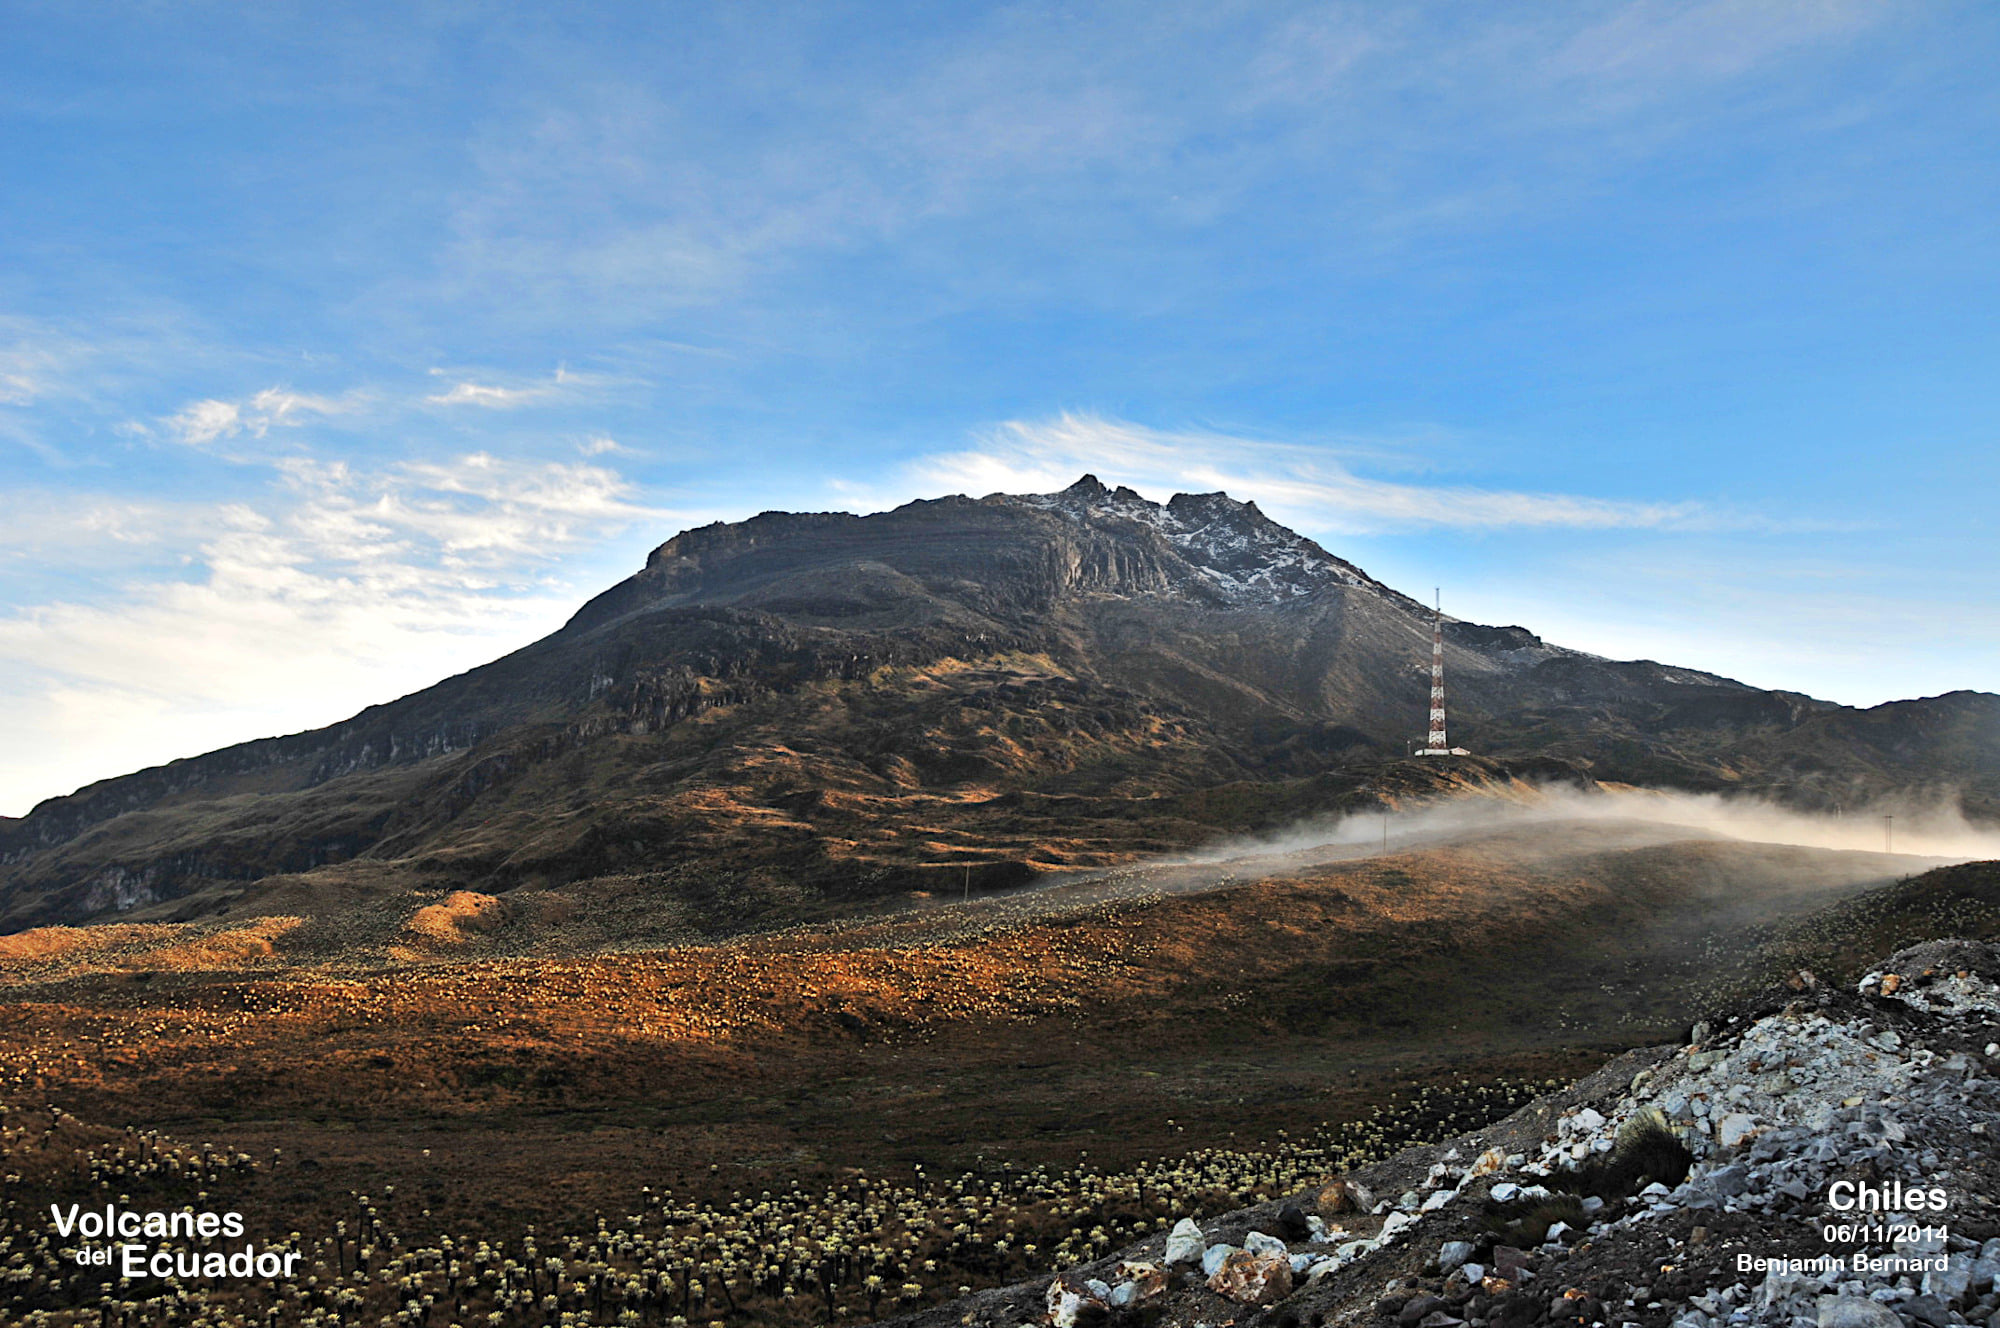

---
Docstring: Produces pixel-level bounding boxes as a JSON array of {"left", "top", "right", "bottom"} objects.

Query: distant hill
[{"left": 4, "top": 475, "right": 1995, "bottom": 929}]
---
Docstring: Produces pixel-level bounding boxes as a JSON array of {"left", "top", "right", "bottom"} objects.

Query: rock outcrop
[{"left": 888, "top": 940, "right": 2000, "bottom": 1328}]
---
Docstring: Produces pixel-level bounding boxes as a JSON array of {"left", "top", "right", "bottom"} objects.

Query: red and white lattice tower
[{"left": 1417, "top": 590, "right": 1468, "bottom": 757}]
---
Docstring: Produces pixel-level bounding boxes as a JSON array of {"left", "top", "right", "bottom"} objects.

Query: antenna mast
[{"left": 1417, "top": 589, "right": 1469, "bottom": 757}]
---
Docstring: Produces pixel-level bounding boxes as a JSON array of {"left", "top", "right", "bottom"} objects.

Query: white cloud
[
  {"left": 166, "top": 385, "right": 355, "bottom": 446},
  {"left": 0, "top": 451, "right": 683, "bottom": 816},
  {"left": 425, "top": 380, "right": 550, "bottom": 408},
  {"left": 0, "top": 315, "right": 201, "bottom": 460},
  {"left": 423, "top": 365, "right": 612, "bottom": 409},
  {"left": 879, "top": 412, "right": 1722, "bottom": 534},
  {"left": 0, "top": 368, "right": 39, "bottom": 406},
  {"left": 0, "top": 318, "right": 106, "bottom": 408},
  {"left": 167, "top": 397, "right": 243, "bottom": 444},
  {"left": 0, "top": 493, "right": 209, "bottom": 559}
]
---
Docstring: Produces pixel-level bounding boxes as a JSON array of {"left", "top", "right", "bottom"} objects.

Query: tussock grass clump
[
  {"left": 1481, "top": 1193, "right": 1586, "bottom": 1247},
  {"left": 1482, "top": 1109, "right": 1693, "bottom": 1246},
  {"left": 1571, "top": 1110, "right": 1693, "bottom": 1199}
]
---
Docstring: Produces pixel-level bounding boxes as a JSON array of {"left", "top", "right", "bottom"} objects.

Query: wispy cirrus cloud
[
  {"left": 165, "top": 385, "right": 360, "bottom": 446},
  {"left": 0, "top": 361, "right": 44, "bottom": 406},
  {"left": 425, "top": 380, "right": 549, "bottom": 407},
  {"left": 0, "top": 493, "right": 202, "bottom": 549},
  {"left": 0, "top": 317, "right": 118, "bottom": 408},
  {"left": 0, "top": 312, "right": 232, "bottom": 462},
  {"left": 879, "top": 412, "right": 1732, "bottom": 534},
  {"left": 1544, "top": 0, "right": 1888, "bottom": 90},
  {"left": 0, "top": 447, "right": 685, "bottom": 815},
  {"left": 422, "top": 1, "right": 1898, "bottom": 329},
  {"left": 423, "top": 365, "right": 615, "bottom": 409},
  {"left": 271, "top": 450, "right": 667, "bottom": 566}
]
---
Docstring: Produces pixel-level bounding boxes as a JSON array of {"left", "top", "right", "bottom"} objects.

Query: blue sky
[{"left": 2, "top": 1, "right": 1997, "bottom": 816}]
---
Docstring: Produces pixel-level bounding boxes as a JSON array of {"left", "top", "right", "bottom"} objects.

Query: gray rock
[
  {"left": 1817, "top": 1294, "right": 1902, "bottom": 1328},
  {"left": 1438, "top": 1241, "right": 1476, "bottom": 1274},
  {"left": 1164, "top": 1217, "right": 1204, "bottom": 1265},
  {"left": 1399, "top": 1294, "right": 1450, "bottom": 1326},
  {"left": 1898, "top": 1225, "right": 1949, "bottom": 1259},
  {"left": 1704, "top": 1164, "right": 1752, "bottom": 1198},
  {"left": 1903, "top": 1294, "right": 1952, "bottom": 1327},
  {"left": 1717, "top": 1113, "right": 1760, "bottom": 1149},
  {"left": 1924, "top": 1254, "right": 1974, "bottom": 1306},
  {"left": 1243, "top": 1231, "right": 1288, "bottom": 1258}
]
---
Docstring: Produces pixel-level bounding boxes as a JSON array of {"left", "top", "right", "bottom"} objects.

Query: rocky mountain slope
[
  {"left": 894, "top": 939, "right": 2000, "bottom": 1328},
  {"left": 3, "top": 477, "right": 1996, "bottom": 929}
]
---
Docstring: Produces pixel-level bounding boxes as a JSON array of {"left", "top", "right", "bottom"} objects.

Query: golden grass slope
[{"left": 0, "top": 915, "right": 302, "bottom": 982}]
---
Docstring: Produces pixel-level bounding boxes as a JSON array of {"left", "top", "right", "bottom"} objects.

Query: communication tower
[{"left": 1416, "top": 590, "right": 1470, "bottom": 757}]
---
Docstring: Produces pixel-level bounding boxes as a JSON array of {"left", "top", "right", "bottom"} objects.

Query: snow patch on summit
[{"left": 1012, "top": 476, "right": 1390, "bottom": 605}]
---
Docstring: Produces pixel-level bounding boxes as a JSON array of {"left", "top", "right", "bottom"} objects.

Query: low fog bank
[
  {"left": 946, "top": 782, "right": 2000, "bottom": 923},
  {"left": 1183, "top": 783, "right": 2000, "bottom": 870}
]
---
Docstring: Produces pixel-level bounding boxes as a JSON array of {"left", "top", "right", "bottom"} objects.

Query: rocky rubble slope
[{"left": 894, "top": 940, "right": 2000, "bottom": 1328}]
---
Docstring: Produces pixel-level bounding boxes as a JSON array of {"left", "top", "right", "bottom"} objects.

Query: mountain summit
[
  {"left": 2, "top": 479, "right": 1994, "bottom": 930},
  {"left": 563, "top": 474, "right": 1407, "bottom": 637}
]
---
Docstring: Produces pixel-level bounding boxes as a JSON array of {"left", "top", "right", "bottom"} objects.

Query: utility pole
[
  {"left": 1381, "top": 814, "right": 1388, "bottom": 853},
  {"left": 1884, "top": 815, "right": 1894, "bottom": 854}
]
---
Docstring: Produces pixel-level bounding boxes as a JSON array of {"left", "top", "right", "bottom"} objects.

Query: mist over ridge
[{"left": 1178, "top": 782, "right": 2000, "bottom": 870}]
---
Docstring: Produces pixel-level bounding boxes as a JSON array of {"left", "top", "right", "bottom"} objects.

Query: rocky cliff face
[{"left": 3, "top": 477, "right": 1996, "bottom": 929}]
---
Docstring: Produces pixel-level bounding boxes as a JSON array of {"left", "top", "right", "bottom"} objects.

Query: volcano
[{"left": 3, "top": 475, "right": 1995, "bottom": 930}]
